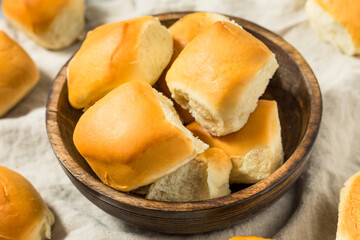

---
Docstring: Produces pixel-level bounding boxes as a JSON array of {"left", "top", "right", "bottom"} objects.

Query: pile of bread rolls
[
  {"left": 0, "top": 0, "right": 359, "bottom": 237},
  {"left": 69, "top": 13, "right": 284, "bottom": 202}
]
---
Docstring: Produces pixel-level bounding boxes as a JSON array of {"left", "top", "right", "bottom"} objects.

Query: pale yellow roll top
[
  {"left": 68, "top": 16, "right": 173, "bottom": 109},
  {"left": 0, "top": 31, "right": 39, "bottom": 117}
]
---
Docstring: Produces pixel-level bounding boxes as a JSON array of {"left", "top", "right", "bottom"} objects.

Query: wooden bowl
[{"left": 46, "top": 12, "right": 322, "bottom": 234}]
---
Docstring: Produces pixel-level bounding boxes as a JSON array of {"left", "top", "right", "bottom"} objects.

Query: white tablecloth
[{"left": 1, "top": 0, "right": 360, "bottom": 239}]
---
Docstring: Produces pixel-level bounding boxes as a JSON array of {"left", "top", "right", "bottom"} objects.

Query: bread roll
[
  {"left": 187, "top": 100, "right": 283, "bottom": 184},
  {"left": 336, "top": 172, "right": 360, "bottom": 240},
  {"left": 156, "top": 12, "right": 229, "bottom": 124},
  {"left": 73, "top": 81, "right": 208, "bottom": 192},
  {"left": 0, "top": 31, "right": 39, "bottom": 117},
  {"left": 0, "top": 166, "right": 55, "bottom": 240},
  {"left": 68, "top": 16, "right": 173, "bottom": 110},
  {"left": 2, "top": 0, "right": 85, "bottom": 50},
  {"left": 146, "top": 147, "right": 232, "bottom": 202},
  {"left": 166, "top": 21, "right": 278, "bottom": 136},
  {"left": 305, "top": 0, "right": 360, "bottom": 55},
  {"left": 229, "top": 237, "right": 274, "bottom": 240}
]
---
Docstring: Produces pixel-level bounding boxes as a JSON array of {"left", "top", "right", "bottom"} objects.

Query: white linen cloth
[{"left": 1, "top": 0, "right": 359, "bottom": 239}]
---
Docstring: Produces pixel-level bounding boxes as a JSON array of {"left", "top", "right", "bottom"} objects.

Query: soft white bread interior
[
  {"left": 67, "top": 16, "right": 173, "bottom": 110},
  {"left": 186, "top": 100, "right": 284, "bottom": 184},
  {"left": 2, "top": 0, "right": 85, "bottom": 50},
  {"left": 73, "top": 80, "right": 208, "bottom": 192},
  {"left": 166, "top": 21, "right": 278, "bottom": 136},
  {"left": 0, "top": 166, "right": 55, "bottom": 240},
  {"left": 146, "top": 147, "right": 232, "bottom": 202},
  {"left": 157, "top": 12, "right": 230, "bottom": 124},
  {"left": 0, "top": 31, "right": 39, "bottom": 117},
  {"left": 305, "top": 0, "right": 360, "bottom": 55},
  {"left": 336, "top": 172, "right": 360, "bottom": 240}
]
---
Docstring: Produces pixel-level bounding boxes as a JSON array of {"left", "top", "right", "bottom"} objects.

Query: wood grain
[{"left": 45, "top": 12, "right": 322, "bottom": 234}]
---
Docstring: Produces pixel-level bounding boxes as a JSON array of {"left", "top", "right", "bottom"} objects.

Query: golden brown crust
[
  {"left": 166, "top": 21, "right": 272, "bottom": 111},
  {"left": 186, "top": 100, "right": 280, "bottom": 156},
  {"left": 0, "top": 31, "right": 39, "bottom": 117},
  {"left": 68, "top": 16, "right": 172, "bottom": 109},
  {"left": 157, "top": 12, "right": 229, "bottom": 124},
  {"left": 169, "top": 12, "right": 230, "bottom": 53},
  {"left": 314, "top": 0, "right": 360, "bottom": 45},
  {"left": 337, "top": 172, "right": 360, "bottom": 240},
  {"left": 0, "top": 166, "right": 47, "bottom": 239},
  {"left": 73, "top": 81, "right": 197, "bottom": 191}
]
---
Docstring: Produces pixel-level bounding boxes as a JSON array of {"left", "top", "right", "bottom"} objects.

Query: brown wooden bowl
[{"left": 46, "top": 12, "right": 322, "bottom": 234}]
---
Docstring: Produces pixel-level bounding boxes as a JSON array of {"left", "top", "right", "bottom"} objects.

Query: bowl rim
[{"left": 46, "top": 11, "right": 322, "bottom": 212}]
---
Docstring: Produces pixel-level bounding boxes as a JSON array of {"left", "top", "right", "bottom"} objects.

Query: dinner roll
[
  {"left": 2, "top": 0, "right": 85, "bottom": 50},
  {"left": 166, "top": 21, "right": 278, "bottom": 136},
  {"left": 157, "top": 12, "right": 229, "bottom": 124},
  {"left": 229, "top": 237, "right": 274, "bottom": 240},
  {"left": 0, "top": 166, "right": 55, "bottom": 240},
  {"left": 0, "top": 31, "right": 39, "bottom": 117},
  {"left": 146, "top": 148, "right": 232, "bottom": 202},
  {"left": 68, "top": 16, "right": 173, "bottom": 110},
  {"left": 336, "top": 172, "right": 360, "bottom": 240},
  {"left": 73, "top": 81, "right": 208, "bottom": 192},
  {"left": 305, "top": 0, "right": 360, "bottom": 55},
  {"left": 187, "top": 100, "right": 283, "bottom": 184}
]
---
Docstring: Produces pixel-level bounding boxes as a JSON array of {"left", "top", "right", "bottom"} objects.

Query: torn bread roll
[
  {"left": 146, "top": 147, "right": 232, "bottom": 202},
  {"left": 0, "top": 166, "right": 55, "bottom": 240},
  {"left": 157, "top": 12, "right": 230, "bottom": 124},
  {"left": 166, "top": 21, "right": 278, "bottom": 136},
  {"left": 73, "top": 81, "right": 208, "bottom": 192},
  {"left": 68, "top": 16, "right": 173, "bottom": 110},
  {"left": 305, "top": 0, "right": 360, "bottom": 55},
  {"left": 2, "top": 0, "right": 85, "bottom": 50},
  {"left": 0, "top": 31, "right": 39, "bottom": 117},
  {"left": 336, "top": 172, "right": 360, "bottom": 240},
  {"left": 187, "top": 100, "right": 283, "bottom": 184}
]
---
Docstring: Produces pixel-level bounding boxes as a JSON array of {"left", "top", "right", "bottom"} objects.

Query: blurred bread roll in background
[
  {"left": 2, "top": 0, "right": 85, "bottom": 50},
  {"left": 336, "top": 172, "right": 360, "bottom": 240},
  {"left": 0, "top": 165, "right": 54, "bottom": 240},
  {"left": 147, "top": 147, "right": 232, "bottom": 202},
  {"left": 187, "top": 100, "right": 283, "bottom": 184},
  {"left": 305, "top": 0, "right": 360, "bottom": 55},
  {"left": 73, "top": 81, "right": 207, "bottom": 192},
  {"left": 157, "top": 12, "right": 230, "bottom": 124},
  {"left": 166, "top": 21, "right": 278, "bottom": 136},
  {"left": 68, "top": 16, "right": 173, "bottom": 110},
  {"left": 229, "top": 236, "right": 274, "bottom": 240},
  {"left": 0, "top": 31, "right": 39, "bottom": 117}
]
